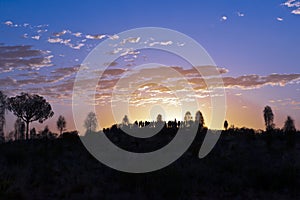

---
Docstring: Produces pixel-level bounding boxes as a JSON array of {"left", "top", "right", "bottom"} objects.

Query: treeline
[{"left": 0, "top": 91, "right": 298, "bottom": 146}]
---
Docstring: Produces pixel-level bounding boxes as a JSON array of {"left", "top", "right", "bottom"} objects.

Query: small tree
[
  {"left": 7, "top": 93, "right": 54, "bottom": 140},
  {"left": 57, "top": 115, "right": 66, "bottom": 135},
  {"left": 263, "top": 105, "right": 274, "bottom": 132},
  {"left": 283, "top": 116, "right": 296, "bottom": 149},
  {"left": 224, "top": 120, "right": 228, "bottom": 130},
  {"left": 156, "top": 114, "right": 162, "bottom": 122},
  {"left": 84, "top": 112, "right": 98, "bottom": 134}
]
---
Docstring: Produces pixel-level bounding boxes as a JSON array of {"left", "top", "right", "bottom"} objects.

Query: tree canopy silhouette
[
  {"left": 224, "top": 120, "right": 228, "bottom": 130},
  {"left": 283, "top": 116, "right": 296, "bottom": 133},
  {"left": 263, "top": 105, "right": 274, "bottom": 131},
  {"left": 7, "top": 93, "right": 54, "bottom": 140},
  {"left": 195, "top": 110, "right": 204, "bottom": 128},
  {"left": 84, "top": 112, "right": 98, "bottom": 134},
  {"left": 283, "top": 116, "right": 296, "bottom": 149},
  {"left": 0, "top": 91, "right": 7, "bottom": 142},
  {"left": 57, "top": 115, "right": 66, "bottom": 135},
  {"left": 184, "top": 111, "right": 192, "bottom": 127}
]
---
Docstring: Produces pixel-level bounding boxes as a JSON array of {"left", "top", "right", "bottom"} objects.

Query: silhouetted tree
[
  {"left": 195, "top": 110, "right": 204, "bottom": 128},
  {"left": 7, "top": 93, "right": 54, "bottom": 140},
  {"left": 283, "top": 116, "right": 296, "bottom": 133},
  {"left": 14, "top": 118, "right": 25, "bottom": 140},
  {"left": 224, "top": 120, "right": 229, "bottom": 130},
  {"left": 122, "top": 115, "right": 129, "bottom": 126},
  {"left": 156, "top": 114, "right": 162, "bottom": 122},
  {"left": 283, "top": 116, "right": 296, "bottom": 149},
  {"left": 84, "top": 112, "right": 98, "bottom": 134},
  {"left": 57, "top": 115, "right": 66, "bottom": 135},
  {"left": 0, "top": 91, "right": 7, "bottom": 142},
  {"left": 41, "top": 125, "right": 50, "bottom": 138},
  {"left": 156, "top": 114, "right": 164, "bottom": 128},
  {"left": 134, "top": 120, "right": 138, "bottom": 128},
  {"left": 184, "top": 111, "right": 192, "bottom": 127},
  {"left": 263, "top": 105, "right": 274, "bottom": 131}
]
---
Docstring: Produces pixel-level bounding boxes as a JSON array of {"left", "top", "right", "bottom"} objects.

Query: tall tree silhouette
[
  {"left": 84, "top": 112, "right": 98, "bottom": 134},
  {"left": 0, "top": 91, "right": 7, "bottom": 142},
  {"left": 7, "top": 93, "right": 54, "bottom": 140},
  {"left": 57, "top": 115, "right": 66, "bottom": 135},
  {"left": 224, "top": 120, "right": 229, "bottom": 130},
  {"left": 283, "top": 116, "right": 296, "bottom": 133},
  {"left": 263, "top": 105, "right": 274, "bottom": 131},
  {"left": 283, "top": 116, "right": 296, "bottom": 149},
  {"left": 195, "top": 110, "right": 204, "bottom": 128}
]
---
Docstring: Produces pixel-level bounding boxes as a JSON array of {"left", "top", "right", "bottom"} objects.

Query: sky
[{"left": 0, "top": 0, "right": 300, "bottom": 134}]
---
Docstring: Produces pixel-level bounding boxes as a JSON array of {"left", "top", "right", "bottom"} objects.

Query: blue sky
[{"left": 1, "top": 0, "right": 300, "bottom": 133}]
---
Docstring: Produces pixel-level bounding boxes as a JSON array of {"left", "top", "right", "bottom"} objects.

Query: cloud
[
  {"left": 108, "top": 34, "right": 119, "bottom": 40},
  {"left": 277, "top": 17, "right": 284, "bottom": 21},
  {"left": 237, "top": 12, "right": 245, "bottom": 17},
  {"left": 149, "top": 41, "right": 173, "bottom": 47},
  {"left": 0, "top": 44, "right": 53, "bottom": 72},
  {"left": 48, "top": 38, "right": 63, "bottom": 43},
  {"left": 85, "top": 34, "right": 106, "bottom": 40},
  {"left": 31, "top": 35, "right": 41, "bottom": 40},
  {"left": 282, "top": 0, "right": 300, "bottom": 15},
  {"left": 222, "top": 73, "right": 300, "bottom": 89},
  {"left": 292, "top": 7, "right": 300, "bottom": 14},
  {"left": 120, "top": 37, "right": 141, "bottom": 45},
  {"left": 69, "top": 43, "right": 85, "bottom": 50},
  {"left": 53, "top": 30, "right": 69, "bottom": 37},
  {"left": 220, "top": 15, "right": 227, "bottom": 21},
  {"left": 4, "top": 20, "right": 13, "bottom": 26},
  {"left": 282, "top": 0, "right": 300, "bottom": 7},
  {"left": 72, "top": 32, "right": 82, "bottom": 37}
]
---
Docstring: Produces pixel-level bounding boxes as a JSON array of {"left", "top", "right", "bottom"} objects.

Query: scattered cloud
[
  {"left": 72, "top": 32, "right": 82, "bottom": 37},
  {"left": 120, "top": 37, "right": 141, "bottom": 45},
  {"left": 222, "top": 73, "right": 300, "bottom": 89},
  {"left": 282, "top": 0, "right": 300, "bottom": 15},
  {"left": 48, "top": 38, "right": 63, "bottom": 43},
  {"left": 86, "top": 34, "right": 106, "bottom": 40},
  {"left": 53, "top": 30, "right": 70, "bottom": 37}
]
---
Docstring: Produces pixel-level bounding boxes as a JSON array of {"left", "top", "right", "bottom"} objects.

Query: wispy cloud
[{"left": 0, "top": 44, "right": 53, "bottom": 72}]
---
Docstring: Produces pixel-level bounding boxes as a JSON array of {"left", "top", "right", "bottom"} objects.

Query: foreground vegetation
[{"left": 0, "top": 129, "right": 300, "bottom": 200}]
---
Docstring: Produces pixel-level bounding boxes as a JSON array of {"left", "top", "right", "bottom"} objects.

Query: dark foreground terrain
[{"left": 1, "top": 130, "right": 300, "bottom": 200}]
